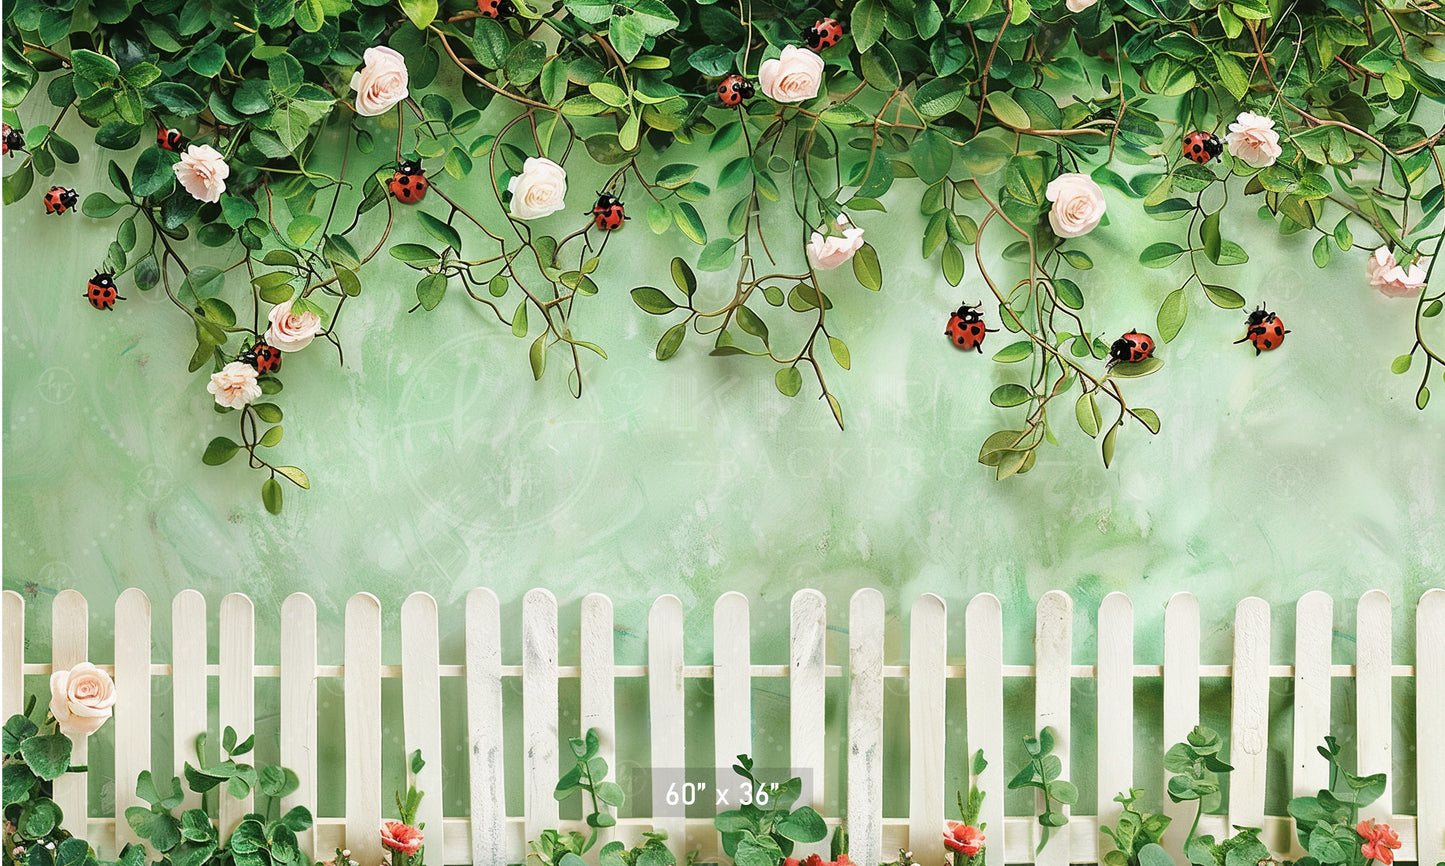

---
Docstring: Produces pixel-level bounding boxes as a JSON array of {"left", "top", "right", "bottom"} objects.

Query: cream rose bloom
[
  {"left": 1065, "top": 0, "right": 1099, "bottom": 11},
  {"left": 1225, "top": 111, "right": 1282, "bottom": 169},
  {"left": 266, "top": 300, "right": 323, "bottom": 352},
  {"left": 1366, "top": 247, "right": 1428, "bottom": 298},
  {"left": 1045, "top": 173, "right": 1106, "bottom": 238},
  {"left": 758, "top": 45, "right": 826, "bottom": 103},
  {"left": 173, "top": 144, "right": 229, "bottom": 204},
  {"left": 349, "top": 46, "right": 409, "bottom": 117},
  {"left": 208, "top": 362, "right": 262, "bottom": 409},
  {"left": 807, "top": 215, "right": 866, "bottom": 270},
  {"left": 49, "top": 662, "right": 117, "bottom": 737},
  {"left": 506, "top": 157, "right": 568, "bottom": 220}
]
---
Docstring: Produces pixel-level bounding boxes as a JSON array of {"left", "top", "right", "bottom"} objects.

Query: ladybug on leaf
[
  {"left": 589, "top": 192, "right": 627, "bottom": 231},
  {"left": 1107, "top": 330, "right": 1155, "bottom": 367},
  {"left": 803, "top": 17, "right": 847, "bottom": 50},
  {"left": 388, "top": 160, "right": 429, "bottom": 204},
  {"left": 1181, "top": 131, "right": 1223, "bottom": 165},
  {"left": 717, "top": 74, "right": 755, "bottom": 107},
  {"left": 241, "top": 341, "right": 282, "bottom": 374}
]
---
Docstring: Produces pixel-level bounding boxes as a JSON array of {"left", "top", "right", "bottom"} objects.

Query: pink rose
[
  {"left": 266, "top": 300, "right": 323, "bottom": 352},
  {"left": 1065, "top": 0, "right": 1098, "bottom": 11},
  {"left": 173, "top": 144, "right": 229, "bottom": 204},
  {"left": 207, "top": 362, "right": 262, "bottom": 409},
  {"left": 1045, "top": 173, "right": 1106, "bottom": 238},
  {"left": 49, "top": 662, "right": 117, "bottom": 737},
  {"left": 944, "top": 822, "right": 985, "bottom": 856},
  {"left": 758, "top": 45, "right": 825, "bottom": 103},
  {"left": 381, "top": 822, "right": 423, "bottom": 856},
  {"left": 1225, "top": 111, "right": 1282, "bottom": 169},
  {"left": 807, "top": 215, "right": 865, "bottom": 270},
  {"left": 1366, "top": 248, "right": 1427, "bottom": 298},
  {"left": 349, "top": 46, "right": 410, "bottom": 117}
]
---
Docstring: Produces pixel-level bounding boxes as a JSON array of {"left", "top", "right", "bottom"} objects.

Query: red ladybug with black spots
[
  {"left": 85, "top": 271, "right": 124, "bottom": 310},
  {"left": 157, "top": 127, "right": 184, "bottom": 151},
  {"left": 803, "top": 17, "right": 847, "bottom": 50},
  {"left": 1182, "top": 131, "right": 1223, "bottom": 165},
  {"left": 388, "top": 160, "right": 428, "bottom": 204},
  {"left": 717, "top": 74, "right": 755, "bottom": 107},
  {"left": 241, "top": 341, "right": 282, "bottom": 374},
  {"left": 1235, "top": 305, "right": 1289, "bottom": 354},
  {"left": 945, "top": 303, "right": 996, "bottom": 353},
  {"left": 2, "top": 123, "right": 24, "bottom": 157},
  {"left": 1108, "top": 330, "right": 1155, "bottom": 366},
  {"left": 45, "top": 186, "right": 78, "bottom": 215},
  {"left": 589, "top": 192, "right": 626, "bottom": 231},
  {"left": 476, "top": 0, "right": 513, "bottom": 17}
]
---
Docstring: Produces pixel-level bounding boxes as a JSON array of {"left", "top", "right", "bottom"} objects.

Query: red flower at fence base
[
  {"left": 944, "top": 822, "right": 985, "bottom": 856},
  {"left": 1358, "top": 819, "right": 1401, "bottom": 865},
  {"left": 784, "top": 854, "right": 853, "bottom": 866},
  {"left": 382, "top": 821, "right": 424, "bottom": 855}
]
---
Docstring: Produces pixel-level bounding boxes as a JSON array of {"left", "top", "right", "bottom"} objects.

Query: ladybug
[
  {"left": 717, "top": 74, "right": 755, "bottom": 107},
  {"left": 945, "top": 303, "right": 996, "bottom": 353},
  {"left": 476, "top": 0, "right": 513, "bottom": 17},
  {"left": 241, "top": 341, "right": 282, "bottom": 374},
  {"left": 1108, "top": 330, "right": 1155, "bottom": 365},
  {"left": 1235, "top": 304, "right": 1289, "bottom": 355},
  {"left": 2, "top": 123, "right": 23, "bottom": 157},
  {"left": 84, "top": 271, "right": 124, "bottom": 310},
  {"left": 388, "top": 160, "right": 429, "bottom": 204},
  {"left": 589, "top": 192, "right": 626, "bottom": 231},
  {"left": 44, "top": 186, "right": 78, "bottom": 215},
  {"left": 157, "top": 127, "right": 184, "bottom": 151},
  {"left": 803, "top": 17, "right": 847, "bottom": 50},
  {"left": 1182, "top": 131, "right": 1223, "bottom": 165}
]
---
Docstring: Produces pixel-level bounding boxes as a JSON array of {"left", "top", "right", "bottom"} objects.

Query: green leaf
[
  {"left": 275, "top": 466, "right": 310, "bottom": 489},
  {"left": 986, "top": 91, "right": 1031, "bottom": 129},
  {"left": 852, "top": 0, "right": 888, "bottom": 52},
  {"left": 1391, "top": 354, "right": 1412, "bottom": 374},
  {"left": 655, "top": 163, "right": 699, "bottom": 189},
  {"left": 632, "top": 287, "right": 678, "bottom": 314},
  {"left": 203, "top": 438, "right": 241, "bottom": 465},
  {"left": 505, "top": 40, "right": 546, "bottom": 87},
  {"left": 149, "top": 82, "right": 207, "bottom": 116},
  {"left": 1312, "top": 235, "right": 1332, "bottom": 268},
  {"left": 132, "top": 147, "right": 177, "bottom": 197},
  {"left": 261, "top": 478, "right": 283, "bottom": 514},
  {"left": 673, "top": 202, "right": 706, "bottom": 245},
  {"left": 698, "top": 238, "right": 737, "bottom": 272},
  {"left": 287, "top": 214, "right": 322, "bottom": 246},
  {"left": 1157, "top": 288, "right": 1187, "bottom": 343},
  {"left": 1139, "top": 843, "right": 1176, "bottom": 866},
  {"left": 1419, "top": 386, "right": 1431, "bottom": 410},
  {"left": 993, "top": 340, "right": 1033, "bottom": 363},
  {"left": 1075, "top": 392, "right": 1101, "bottom": 437},
  {"left": 400, "top": 0, "right": 438, "bottom": 29},
  {"left": 776, "top": 806, "right": 827, "bottom": 843},
  {"left": 529, "top": 333, "right": 547, "bottom": 380},
  {"left": 735, "top": 305, "right": 769, "bottom": 344},
  {"left": 1110, "top": 357, "right": 1164, "bottom": 378},
  {"left": 71, "top": 50, "right": 122, "bottom": 87},
  {"left": 1202, "top": 284, "right": 1245, "bottom": 309},
  {"left": 390, "top": 244, "right": 442, "bottom": 267},
  {"left": 990, "top": 383, "right": 1031, "bottom": 407},
  {"left": 828, "top": 336, "right": 851, "bottom": 369},
  {"left": 1102, "top": 421, "right": 1119, "bottom": 468},
  {"left": 852, "top": 243, "right": 882, "bottom": 290},
  {"left": 418, "top": 212, "right": 462, "bottom": 251},
  {"left": 512, "top": 301, "right": 528, "bottom": 337},
  {"left": 416, "top": 273, "right": 447, "bottom": 311},
  {"left": 21, "top": 734, "right": 72, "bottom": 780},
  {"left": 1135, "top": 408, "right": 1161, "bottom": 434},
  {"left": 1140, "top": 242, "right": 1185, "bottom": 268},
  {"left": 671, "top": 257, "right": 696, "bottom": 297},
  {"left": 775, "top": 367, "right": 803, "bottom": 397},
  {"left": 656, "top": 322, "right": 686, "bottom": 360},
  {"left": 20, "top": 799, "right": 61, "bottom": 837},
  {"left": 470, "top": 18, "right": 510, "bottom": 67},
  {"left": 83, "top": 193, "right": 125, "bottom": 219},
  {"left": 860, "top": 44, "right": 900, "bottom": 91},
  {"left": 913, "top": 129, "right": 954, "bottom": 185}
]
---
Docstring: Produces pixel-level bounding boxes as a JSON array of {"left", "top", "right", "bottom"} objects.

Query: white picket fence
[{"left": 3, "top": 588, "right": 1442, "bottom": 866}]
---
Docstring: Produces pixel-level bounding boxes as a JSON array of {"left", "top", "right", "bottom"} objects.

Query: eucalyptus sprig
[{"left": 1006, "top": 728, "right": 1077, "bottom": 855}]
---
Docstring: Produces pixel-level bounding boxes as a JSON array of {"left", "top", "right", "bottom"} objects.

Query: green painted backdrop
[{"left": 2, "top": 104, "right": 1440, "bottom": 838}]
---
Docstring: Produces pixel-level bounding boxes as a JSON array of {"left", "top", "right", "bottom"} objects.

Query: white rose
[
  {"left": 207, "top": 362, "right": 262, "bottom": 409},
  {"left": 49, "top": 662, "right": 117, "bottom": 737},
  {"left": 1367, "top": 247, "right": 1428, "bottom": 298},
  {"left": 349, "top": 46, "right": 410, "bottom": 117},
  {"left": 173, "top": 144, "right": 229, "bottom": 204},
  {"left": 1225, "top": 111, "right": 1282, "bottom": 169},
  {"left": 506, "top": 157, "right": 568, "bottom": 220},
  {"left": 807, "top": 215, "right": 866, "bottom": 270},
  {"left": 1045, "top": 172, "right": 1107, "bottom": 238},
  {"left": 266, "top": 300, "right": 324, "bottom": 352},
  {"left": 758, "top": 45, "right": 826, "bottom": 104},
  {"left": 1065, "top": 0, "right": 1098, "bottom": 11}
]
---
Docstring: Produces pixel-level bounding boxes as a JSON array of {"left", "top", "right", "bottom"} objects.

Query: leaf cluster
[
  {"left": 1006, "top": 728, "right": 1077, "bottom": 855},
  {"left": 714, "top": 756, "right": 827, "bottom": 866},
  {"left": 1285, "top": 738, "right": 1387, "bottom": 866}
]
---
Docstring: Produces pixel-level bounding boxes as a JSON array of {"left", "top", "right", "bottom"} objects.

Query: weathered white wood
[
  {"left": 1229, "top": 597, "right": 1271, "bottom": 831},
  {"left": 220, "top": 593, "right": 256, "bottom": 838},
  {"left": 791, "top": 589, "right": 829, "bottom": 859},
  {"left": 280, "top": 593, "right": 318, "bottom": 861},
  {"left": 1354, "top": 590, "right": 1391, "bottom": 823},
  {"left": 114, "top": 589, "right": 152, "bottom": 847},
  {"left": 848, "top": 589, "right": 886, "bottom": 866},
  {"left": 465, "top": 589, "right": 505, "bottom": 866},
  {"left": 522, "top": 589, "right": 560, "bottom": 842},
  {"left": 172, "top": 590, "right": 208, "bottom": 812},
  {"left": 1034, "top": 591, "right": 1072, "bottom": 866},
  {"left": 649, "top": 595, "right": 687, "bottom": 862},
  {"left": 52, "top": 589, "right": 88, "bottom": 835},
  {"left": 1096, "top": 592, "right": 1133, "bottom": 855},
  {"left": 1292, "top": 592, "right": 1332, "bottom": 820},
  {"left": 401, "top": 593, "right": 445, "bottom": 863},
  {"left": 1417, "top": 589, "right": 1445, "bottom": 866},
  {"left": 3, "top": 591, "right": 24, "bottom": 723},
  {"left": 1161, "top": 592, "right": 1200, "bottom": 855},
  {"left": 908, "top": 594, "right": 947, "bottom": 866},
  {"left": 345, "top": 593, "right": 383, "bottom": 866},
  {"left": 965, "top": 594, "right": 1005, "bottom": 861},
  {"left": 580, "top": 593, "right": 617, "bottom": 845},
  {"left": 713, "top": 592, "right": 752, "bottom": 803}
]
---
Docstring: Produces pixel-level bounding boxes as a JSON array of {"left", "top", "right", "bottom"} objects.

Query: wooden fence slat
[
  {"left": 2, "top": 591, "right": 22, "bottom": 721},
  {"left": 1096, "top": 592, "right": 1133, "bottom": 856},
  {"left": 1229, "top": 597, "right": 1271, "bottom": 831},
  {"left": 649, "top": 595, "right": 686, "bottom": 861},
  {"left": 114, "top": 589, "right": 152, "bottom": 848},
  {"left": 220, "top": 593, "right": 256, "bottom": 838},
  {"left": 401, "top": 593, "right": 445, "bottom": 863},
  {"left": 173, "top": 590, "right": 208, "bottom": 813},
  {"left": 1292, "top": 590, "right": 1332, "bottom": 837},
  {"left": 791, "top": 589, "right": 829, "bottom": 859},
  {"left": 1034, "top": 591, "right": 1072, "bottom": 866},
  {"left": 280, "top": 593, "right": 318, "bottom": 861},
  {"left": 522, "top": 589, "right": 559, "bottom": 842},
  {"left": 908, "top": 594, "right": 947, "bottom": 866},
  {"left": 1355, "top": 590, "right": 1391, "bottom": 823},
  {"left": 345, "top": 593, "right": 383, "bottom": 866},
  {"left": 1161, "top": 592, "right": 1200, "bottom": 855},
  {"left": 465, "top": 589, "right": 505, "bottom": 866},
  {"left": 581, "top": 593, "right": 617, "bottom": 844},
  {"left": 52, "top": 589, "right": 88, "bottom": 836},
  {"left": 713, "top": 592, "right": 752, "bottom": 801},
  {"left": 1417, "top": 589, "right": 1445, "bottom": 866},
  {"left": 965, "top": 594, "right": 1004, "bottom": 861},
  {"left": 848, "top": 589, "right": 886, "bottom": 866}
]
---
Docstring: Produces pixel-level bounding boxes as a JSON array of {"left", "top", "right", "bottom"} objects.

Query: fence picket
[
  {"left": 1292, "top": 591, "right": 1332, "bottom": 836},
  {"left": 791, "top": 589, "right": 829, "bottom": 859},
  {"left": 401, "top": 593, "right": 445, "bottom": 862},
  {"left": 345, "top": 593, "right": 383, "bottom": 866},
  {"left": 848, "top": 589, "right": 885, "bottom": 866},
  {"left": 1161, "top": 592, "right": 1200, "bottom": 854},
  {"left": 1228, "top": 598, "right": 1270, "bottom": 831},
  {"left": 464, "top": 589, "right": 505, "bottom": 866},
  {"left": 1353, "top": 591, "right": 1391, "bottom": 823},
  {"left": 220, "top": 593, "right": 256, "bottom": 837},
  {"left": 714, "top": 591, "right": 752, "bottom": 798},
  {"left": 522, "top": 589, "right": 559, "bottom": 842},
  {"left": 580, "top": 593, "right": 617, "bottom": 844},
  {"left": 1096, "top": 592, "right": 1132, "bottom": 854},
  {"left": 908, "top": 594, "right": 947, "bottom": 866},
  {"left": 3, "top": 592, "right": 23, "bottom": 731},
  {"left": 280, "top": 593, "right": 318, "bottom": 861},
  {"left": 649, "top": 595, "right": 686, "bottom": 861},
  {"left": 173, "top": 590, "right": 208, "bottom": 813},
  {"left": 114, "top": 589, "right": 152, "bottom": 847},
  {"left": 52, "top": 590, "right": 88, "bottom": 836},
  {"left": 965, "top": 594, "right": 1005, "bottom": 862},
  {"left": 1418, "top": 589, "right": 1445, "bottom": 866},
  {"left": 1034, "top": 591, "right": 1072, "bottom": 866}
]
